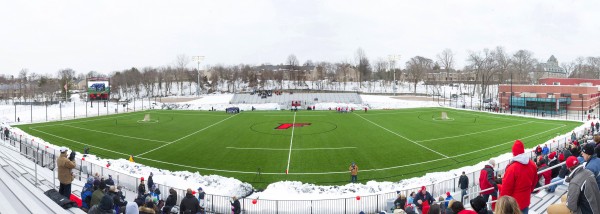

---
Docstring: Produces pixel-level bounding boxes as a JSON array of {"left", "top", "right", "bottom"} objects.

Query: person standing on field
[{"left": 349, "top": 162, "right": 358, "bottom": 183}]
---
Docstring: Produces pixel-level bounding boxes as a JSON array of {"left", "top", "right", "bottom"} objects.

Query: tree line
[{"left": 1, "top": 48, "right": 599, "bottom": 101}]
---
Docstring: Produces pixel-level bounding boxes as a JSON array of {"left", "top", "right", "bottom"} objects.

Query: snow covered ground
[{"left": 0, "top": 92, "right": 588, "bottom": 203}]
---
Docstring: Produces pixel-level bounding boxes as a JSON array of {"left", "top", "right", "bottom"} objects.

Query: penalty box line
[
  {"left": 136, "top": 114, "right": 238, "bottom": 157},
  {"left": 354, "top": 113, "right": 450, "bottom": 159}
]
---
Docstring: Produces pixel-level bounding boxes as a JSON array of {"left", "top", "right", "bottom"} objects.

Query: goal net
[
  {"left": 441, "top": 112, "right": 449, "bottom": 120},
  {"left": 143, "top": 114, "right": 151, "bottom": 122}
]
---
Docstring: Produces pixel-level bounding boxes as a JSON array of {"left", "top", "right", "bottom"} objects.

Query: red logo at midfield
[{"left": 275, "top": 123, "right": 312, "bottom": 130}]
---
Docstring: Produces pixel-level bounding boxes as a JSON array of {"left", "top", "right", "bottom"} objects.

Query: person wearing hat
[
  {"left": 413, "top": 186, "right": 434, "bottom": 212},
  {"left": 138, "top": 177, "right": 146, "bottom": 199},
  {"left": 548, "top": 153, "right": 569, "bottom": 193},
  {"left": 162, "top": 188, "right": 177, "bottom": 214},
  {"left": 349, "top": 162, "right": 358, "bottom": 183},
  {"left": 445, "top": 192, "right": 454, "bottom": 209},
  {"left": 87, "top": 194, "right": 115, "bottom": 214},
  {"left": 500, "top": 140, "right": 537, "bottom": 214},
  {"left": 479, "top": 159, "right": 498, "bottom": 206},
  {"left": 147, "top": 172, "right": 154, "bottom": 193},
  {"left": 105, "top": 175, "right": 115, "bottom": 186},
  {"left": 107, "top": 185, "right": 126, "bottom": 214},
  {"left": 81, "top": 177, "right": 95, "bottom": 211},
  {"left": 57, "top": 147, "right": 76, "bottom": 198},
  {"left": 547, "top": 156, "right": 600, "bottom": 214},
  {"left": 91, "top": 179, "right": 106, "bottom": 208},
  {"left": 197, "top": 187, "right": 206, "bottom": 213},
  {"left": 179, "top": 188, "right": 200, "bottom": 214},
  {"left": 582, "top": 143, "right": 600, "bottom": 190},
  {"left": 548, "top": 151, "right": 560, "bottom": 178}
]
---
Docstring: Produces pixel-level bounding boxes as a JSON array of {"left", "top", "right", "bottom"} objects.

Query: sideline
[
  {"left": 285, "top": 112, "right": 297, "bottom": 174},
  {"left": 226, "top": 147, "right": 356, "bottom": 151}
]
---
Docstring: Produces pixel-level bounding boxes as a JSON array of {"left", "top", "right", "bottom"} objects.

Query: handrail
[
  {"left": 538, "top": 162, "right": 565, "bottom": 174},
  {"left": 463, "top": 187, "right": 494, "bottom": 203}
]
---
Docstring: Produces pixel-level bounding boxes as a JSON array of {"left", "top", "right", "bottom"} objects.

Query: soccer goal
[
  {"left": 137, "top": 114, "right": 159, "bottom": 123},
  {"left": 441, "top": 112, "right": 449, "bottom": 120},
  {"left": 143, "top": 114, "right": 151, "bottom": 122}
]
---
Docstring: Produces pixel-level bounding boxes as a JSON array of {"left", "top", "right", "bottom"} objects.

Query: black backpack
[{"left": 44, "top": 189, "right": 78, "bottom": 209}]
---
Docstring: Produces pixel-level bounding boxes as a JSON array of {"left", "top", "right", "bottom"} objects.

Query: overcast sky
[{"left": 1, "top": 0, "right": 599, "bottom": 77}]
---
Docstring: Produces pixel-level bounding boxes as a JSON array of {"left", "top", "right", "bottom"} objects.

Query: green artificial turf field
[{"left": 16, "top": 107, "right": 582, "bottom": 188}]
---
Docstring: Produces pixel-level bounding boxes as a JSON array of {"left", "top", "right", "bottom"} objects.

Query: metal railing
[{"left": 0, "top": 110, "right": 591, "bottom": 213}]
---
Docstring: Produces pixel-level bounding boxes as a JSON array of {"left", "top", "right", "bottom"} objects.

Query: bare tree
[
  {"left": 494, "top": 47, "right": 511, "bottom": 84},
  {"left": 511, "top": 50, "right": 536, "bottom": 83},
  {"left": 355, "top": 48, "right": 371, "bottom": 88},
  {"left": 286, "top": 54, "right": 299, "bottom": 86},
  {"left": 405, "top": 56, "right": 433, "bottom": 93},
  {"left": 561, "top": 62, "right": 576, "bottom": 77},
  {"left": 467, "top": 49, "right": 498, "bottom": 106},
  {"left": 436, "top": 49, "right": 454, "bottom": 81}
]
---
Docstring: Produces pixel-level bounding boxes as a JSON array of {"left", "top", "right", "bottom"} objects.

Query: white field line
[
  {"left": 354, "top": 113, "right": 450, "bottom": 158},
  {"left": 60, "top": 124, "right": 169, "bottom": 143},
  {"left": 264, "top": 115, "right": 325, "bottom": 117},
  {"left": 451, "top": 110, "right": 562, "bottom": 125},
  {"left": 358, "top": 110, "right": 439, "bottom": 116},
  {"left": 150, "top": 112, "right": 231, "bottom": 117},
  {"left": 226, "top": 147, "right": 356, "bottom": 151},
  {"left": 416, "top": 121, "right": 535, "bottom": 143},
  {"left": 26, "top": 122, "right": 568, "bottom": 175},
  {"left": 30, "top": 111, "right": 145, "bottom": 128},
  {"left": 28, "top": 127, "right": 130, "bottom": 156},
  {"left": 136, "top": 114, "right": 237, "bottom": 156},
  {"left": 285, "top": 112, "right": 297, "bottom": 173}
]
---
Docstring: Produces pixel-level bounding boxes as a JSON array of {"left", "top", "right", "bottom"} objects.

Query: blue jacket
[
  {"left": 81, "top": 182, "right": 94, "bottom": 209},
  {"left": 585, "top": 156, "right": 600, "bottom": 190},
  {"left": 542, "top": 147, "right": 550, "bottom": 155}
]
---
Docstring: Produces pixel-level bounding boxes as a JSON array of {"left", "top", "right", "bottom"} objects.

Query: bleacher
[
  {"left": 231, "top": 92, "right": 363, "bottom": 107},
  {"left": 0, "top": 140, "right": 86, "bottom": 214}
]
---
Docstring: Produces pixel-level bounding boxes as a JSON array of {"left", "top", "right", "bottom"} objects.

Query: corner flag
[{"left": 129, "top": 155, "right": 135, "bottom": 163}]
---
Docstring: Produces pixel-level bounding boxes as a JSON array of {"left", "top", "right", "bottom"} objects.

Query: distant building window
[{"left": 553, "top": 82, "right": 560, "bottom": 85}]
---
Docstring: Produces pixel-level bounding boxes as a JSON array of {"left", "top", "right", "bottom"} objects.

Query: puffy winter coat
[
  {"left": 413, "top": 191, "right": 434, "bottom": 210},
  {"left": 566, "top": 165, "right": 600, "bottom": 214},
  {"left": 548, "top": 158, "right": 560, "bottom": 178},
  {"left": 537, "top": 164, "right": 552, "bottom": 186},
  {"left": 179, "top": 193, "right": 200, "bottom": 214},
  {"left": 479, "top": 165, "right": 496, "bottom": 195},
  {"left": 500, "top": 155, "right": 538, "bottom": 210},
  {"left": 585, "top": 156, "right": 600, "bottom": 190},
  {"left": 231, "top": 199, "right": 241, "bottom": 214},
  {"left": 91, "top": 189, "right": 105, "bottom": 208},
  {"left": 165, "top": 189, "right": 177, "bottom": 207},
  {"left": 459, "top": 175, "right": 469, "bottom": 189},
  {"left": 57, "top": 153, "right": 75, "bottom": 184},
  {"left": 81, "top": 182, "right": 94, "bottom": 209}
]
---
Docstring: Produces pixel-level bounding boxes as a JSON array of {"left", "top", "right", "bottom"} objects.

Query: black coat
[
  {"left": 548, "top": 159, "right": 560, "bottom": 178},
  {"left": 231, "top": 199, "right": 241, "bottom": 214},
  {"left": 147, "top": 175, "right": 154, "bottom": 191},
  {"left": 179, "top": 193, "right": 200, "bottom": 214},
  {"left": 459, "top": 174, "right": 469, "bottom": 189},
  {"left": 413, "top": 191, "right": 434, "bottom": 210},
  {"left": 165, "top": 193, "right": 177, "bottom": 207}
]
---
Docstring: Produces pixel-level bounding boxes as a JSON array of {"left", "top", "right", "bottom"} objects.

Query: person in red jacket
[
  {"left": 479, "top": 159, "right": 498, "bottom": 205},
  {"left": 500, "top": 139, "right": 538, "bottom": 214},
  {"left": 536, "top": 158, "right": 552, "bottom": 189}
]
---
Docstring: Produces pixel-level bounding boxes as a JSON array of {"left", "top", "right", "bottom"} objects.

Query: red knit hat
[
  {"left": 548, "top": 151, "right": 556, "bottom": 160},
  {"left": 141, "top": 177, "right": 145, "bottom": 181},
  {"left": 558, "top": 153, "right": 565, "bottom": 162},
  {"left": 512, "top": 140, "right": 525, "bottom": 156},
  {"left": 420, "top": 186, "right": 426, "bottom": 191},
  {"left": 446, "top": 192, "right": 451, "bottom": 197},
  {"left": 566, "top": 156, "right": 579, "bottom": 168}
]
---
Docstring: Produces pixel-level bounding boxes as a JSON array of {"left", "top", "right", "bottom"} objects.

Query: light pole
[
  {"left": 192, "top": 56, "right": 205, "bottom": 97},
  {"left": 388, "top": 54, "right": 401, "bottom": 96}
]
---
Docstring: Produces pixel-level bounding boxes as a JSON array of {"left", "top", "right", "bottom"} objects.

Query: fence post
[
  {"left": 454, "top": 177, "right": 456, "bottom": 192},
  {"left": 345, "top": 198, "right": 347, "bottom": 214}
]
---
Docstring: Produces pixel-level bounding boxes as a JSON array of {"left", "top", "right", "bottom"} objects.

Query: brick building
[{"left": 498, "top": 84, "right": 600, "bottom": 116}]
